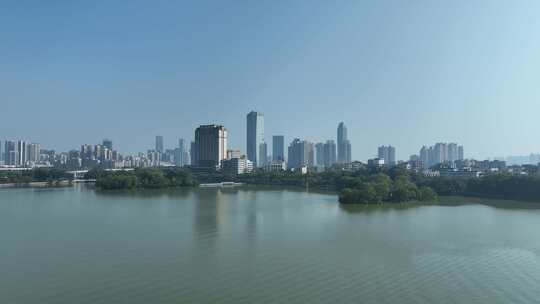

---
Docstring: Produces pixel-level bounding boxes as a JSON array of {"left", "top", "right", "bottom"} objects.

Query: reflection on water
[{"left": 1, "top": 186, "right": 540, "bottom": 303}]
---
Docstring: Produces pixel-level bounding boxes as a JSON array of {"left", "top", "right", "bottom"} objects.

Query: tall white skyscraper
[
  {"left": 247, "top": 111, "right": 264, "bottom": 167},
  {"left": 17, "top": 141, "right": 27, "bottom": 167},
  {"left": 337, "top": 122, "right": 351, "bottom": 163}
]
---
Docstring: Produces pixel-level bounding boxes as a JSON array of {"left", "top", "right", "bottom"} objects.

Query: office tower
[
  {"left": 287, "top": 139, "right": 314, "bottom": 169},
  {"left": 458, "top": 145, "right": 464, "bottom": 160},
  {"left": 5, "top": 140, "right": 17, "bottom": 166},
  {"left": 28, "top": 143, "right": 41, "bottom": 164},
  {"left": 194, "top": 125, "right": 227, "bottom": 168},
  {"left": 259, "top": 141, "right": 268, "bottom": 167},
  {"left": 315, "top": 143, "right": 325, "bottom": 167},
  {"left": 17, "top": 141, "right": 27, "bottom": 167},
  {"left": 323, "top": 140, "right": 337, "bottom": 167},
  {"left": 378, "top": 145, "right": 396, "bottom": 166},
  {"left": 0, "top": 140, "right": 3, "bottom": 164},
  {"left": 102, "top": 139, "right": 113, "bottom": 150},
  {"left": 155, "top": 136, "right": 164, "bottom": 153},
  {"left": 246, "top": 111, "right": 264, "bottom": 167},
  {"left": 337, "top": 122, "right": 351, "bottom": 163},
  {"left": 272, "top": 135, "right": 285, "bottom": 162},
  {"left": 174, "top": 138, "right": 186, "bottom": 166}
]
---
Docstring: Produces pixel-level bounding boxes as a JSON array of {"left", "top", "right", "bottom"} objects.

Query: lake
[{"left": 1, "top": 185, "right": 540, "bottom": 303}]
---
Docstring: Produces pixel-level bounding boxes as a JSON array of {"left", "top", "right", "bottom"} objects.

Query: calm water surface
[{"left": 1, "top": 186, "right": 540, "bottom": 303}]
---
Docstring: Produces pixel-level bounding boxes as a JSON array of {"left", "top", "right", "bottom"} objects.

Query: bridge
[{"left": 67, "top": 168, "right": 135, "bottom": 179}]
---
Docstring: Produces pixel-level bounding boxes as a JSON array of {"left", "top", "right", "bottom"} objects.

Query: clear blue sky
[{"left": 2, "top": 1, "right": 540, "bottom": 161}]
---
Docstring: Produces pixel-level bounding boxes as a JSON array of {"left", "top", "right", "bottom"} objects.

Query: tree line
[
  {"left": 0, "top": 168, "right": 72, "bottom": 185},
  {"left": 90, "top": 168, "right": 197, "bottom": 190}
]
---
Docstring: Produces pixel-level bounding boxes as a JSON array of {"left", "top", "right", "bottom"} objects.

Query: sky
[{"left": 2, "top": 1, "right": 540, "bottom": 161}]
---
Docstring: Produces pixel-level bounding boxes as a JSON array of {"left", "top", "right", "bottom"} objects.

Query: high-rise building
[
  {"left": 315, "top": 143, "right": 325, "bottom": 167},
  {"left": 102, "top": 139, "right": 113, "bottom": 151},
  {"left": 174, "top": 138, "right": 187, "bottom": 166},
  {"left": 155, "top": 136, "right": 164, "bottom": 153},
  {"left": 420, "top": 146, "right": 429, "bottom": 168},
  {"left": 272, "top": 135, "right": 285, "bottom": 162},
  {"left": 194, "top": 125, "right": 228, "bottom": 168},
  {"left": 17, "top": 141, "right": 27, "bottom": 167},
  {"left": 447, "top": 143, "right": 458, "bottom": 162},
  {"left": 433, "top": 143, "right": 447, "bottom": 165},
  {"left": 287, "top": 139, "right": 314, "bottom": 169},
  {"left": 259, "top": 141, "right": 268, "bottom": 167},
  {"left": 28, "top": 143, "right": 41, "bottom": 164},
  {"left": 246, "top": 111, "right": 264, "bottom": 167},
  {"left": 337, "top": 122, "right": 351, "bottom": 163},
  {"left": 0, "top": 140, "right": 3, "bottom": 164},
  {"left": 419, "top": 143, "right": 464, "bottom": 167},
  {"left": 323, "top": 140, "right": 337, "bottom": 167},
  {"left": 378, "top": 145, "right": 396, "bottom": 166},
  {"left": 4, "top": 140, "right": 17, "bottom": 166}
]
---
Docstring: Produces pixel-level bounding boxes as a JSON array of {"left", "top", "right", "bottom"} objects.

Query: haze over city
[{"left": 2, "top": 1, "right": 540, "bottom": 160}]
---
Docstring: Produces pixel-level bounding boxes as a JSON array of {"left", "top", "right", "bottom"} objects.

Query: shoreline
[{"left": 0, "top": 180, "right": 71, "bottom": 189}]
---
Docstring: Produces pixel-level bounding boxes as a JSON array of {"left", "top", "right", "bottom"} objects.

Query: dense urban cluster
[{"left": 3, "top": 111, "right": 540, "bottom": 203}]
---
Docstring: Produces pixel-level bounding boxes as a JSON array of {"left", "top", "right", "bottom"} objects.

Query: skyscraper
[
  {"left": 194, "top": 125, "right": 227, "bottom": 168},
  {"left": 102, "top": 139, "right": 113, "bottom": 150},
  {"left": 458, "top": 145, "right": 464, "bottom": 160},
  {"left": 323, "top": 140, "right": 337, "bottom": 167},
  {"left": 378, "top": 145, "right": 396, "bottom": 166},
  {"left": 287, "top": 139, "right": 314, "bottom": 169},
  {"left": 315, "top": 143, "right": 325, "bottom": 167},
  {"left": 259, "top": 141, "right": 268, "bottom": 167},
  {"left": 155, "top": 136, "right": 164, "bottom": 153},
  {"left": 17, "top": 141, "right": 27, "bottom": 167},
  {"left": 337, "top": 122, "right": 351, "bottom": 163},
  {"left": 174, "top": 138, "right": 186, "bottom": 166},
  {"left": 272, "top": 135, "right": 285, "bottom": 162},
  {"left": 4, "top": 140, "right": 16, "bottom": 166},
  {"left": 246, "top": 111, "right": 264, "bottom": 167}
]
